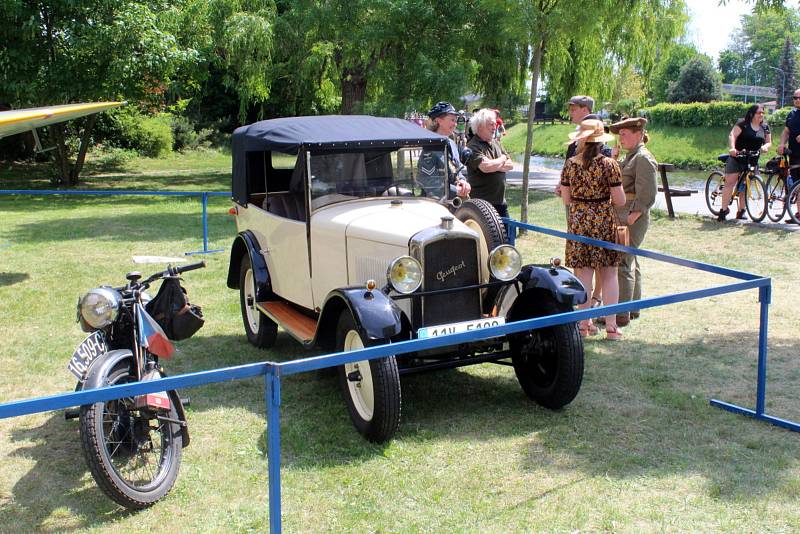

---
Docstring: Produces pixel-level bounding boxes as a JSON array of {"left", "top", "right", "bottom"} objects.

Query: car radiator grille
[{"left": 420, "top": 237, "right": 480, "bottom": 326}]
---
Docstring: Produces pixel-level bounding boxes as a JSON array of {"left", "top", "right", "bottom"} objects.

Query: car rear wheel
[
  {"left": 508, "top": 296, "right": 584, "bottom": 409},
  {"left": 336, "top": 311, "right": 401, "bottom": 443},
  {"left": 239, "top": 256, "right": 278, "bottom": 348}
]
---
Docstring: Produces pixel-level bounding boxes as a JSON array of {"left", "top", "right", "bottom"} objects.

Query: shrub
[
  {"left": 769, "top": 107, "right": 792, "bottom": 129},
  {"left": 94, "top": 107, "right": 173, "bottom": 157},
  {"left": 640, "top": 102, "right": 751, "bottom": 128},
  {"left": 136, "top": 114, "right": 173, "bottom": 158},
  {"left": 171, "top": 115, "right": 213, "bottom": 152}
]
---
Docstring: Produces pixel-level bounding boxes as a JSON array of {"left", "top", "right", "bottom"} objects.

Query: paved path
[{"left": 506, "top": 162, "right": 800, "bottom": 233}]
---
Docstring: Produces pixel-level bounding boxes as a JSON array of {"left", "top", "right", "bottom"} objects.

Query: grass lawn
[{"left": 1, "top": 153, "right": 800, "bottom": 532}]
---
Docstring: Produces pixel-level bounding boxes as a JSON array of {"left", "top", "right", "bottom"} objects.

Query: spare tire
[{"left": 455, "top": 199, "right": 507, "bottom": 312}]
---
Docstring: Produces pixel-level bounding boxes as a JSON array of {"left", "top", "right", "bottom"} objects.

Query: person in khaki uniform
[{"left": 609, "top": 117, "right": 657, "bottom": 326}]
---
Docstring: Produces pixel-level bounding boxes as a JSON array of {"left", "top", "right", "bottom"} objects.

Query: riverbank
[{"left": 502, "top": 122, "right": 779, "bottom": 170}]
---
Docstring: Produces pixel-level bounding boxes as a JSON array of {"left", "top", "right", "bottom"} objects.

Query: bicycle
[
  {"left": 786, "top": 178, "right": 800, "bottom": 224},
  {"left": 705, "top": 149, "right": 767, "bottom": 222},
  {"left": 763, "top": 151, "right": 792, "bottom": 222}
]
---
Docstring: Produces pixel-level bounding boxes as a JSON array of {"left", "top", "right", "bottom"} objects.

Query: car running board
[{"left": 258, "top": 301, "right": 317, "bottom": 344}]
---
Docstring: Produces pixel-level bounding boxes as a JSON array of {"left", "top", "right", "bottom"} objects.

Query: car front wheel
[
  {"left": 508, "top": 297, "right": 584, "bottom": 409},
  {"left": 336, "top": 311, "right": 401, "bottom": 442}
]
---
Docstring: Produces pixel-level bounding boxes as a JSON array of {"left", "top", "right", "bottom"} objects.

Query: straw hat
[{"left": 566, "top": 118, "right": 614, "bottom": 144}]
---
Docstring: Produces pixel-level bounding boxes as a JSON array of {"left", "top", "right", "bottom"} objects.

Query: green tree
[
  {"left": 667, "top": 56, "right": 722, "bottom": 103},
  {"left": 718, "top": 49, "right": 744, "bottom": 84},
  {"left": 517, "top": 0, "right": 687, "bottom": 225},
  {"left": 650, "top": 43, "right": 701, "bottom": 102},
  {"left": 0, "top": 0, "right": 199, "bottom": 183},
  {"left": 776, "top": 35, "right": 796, "bottom": 107}
]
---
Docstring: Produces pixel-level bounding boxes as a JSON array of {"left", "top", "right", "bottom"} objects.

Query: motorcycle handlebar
[{"left": 170, "top": 261, "right": 206, "bottom": 276}]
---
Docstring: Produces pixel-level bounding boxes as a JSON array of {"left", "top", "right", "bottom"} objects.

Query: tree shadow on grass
[
  {"left": 3, "top": 414, "right": 132, "bottom": 532},
  {"left": 0, "top": 272, "right": 29, "bottom": 287}
]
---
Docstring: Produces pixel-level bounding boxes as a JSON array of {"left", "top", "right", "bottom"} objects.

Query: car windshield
[{"left": 308, "top": 146, "right": 449, "bottom": 210}]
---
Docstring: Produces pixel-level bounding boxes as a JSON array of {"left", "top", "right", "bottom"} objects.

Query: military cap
[
  {"left": 609, "top": 116, "right": 648, "bottom": 133},
  {"left": 428, "top": 101, "right": 458, "bottom": 119}
]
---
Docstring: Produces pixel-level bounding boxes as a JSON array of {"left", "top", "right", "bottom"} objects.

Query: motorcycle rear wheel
[{"left": 79, "top": 362, "right": 182, "bottom": 509}]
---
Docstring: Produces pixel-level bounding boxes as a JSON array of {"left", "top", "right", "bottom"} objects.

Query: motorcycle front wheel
[{"left": 79, "top": 362, "right": 182, "bottom": 509}]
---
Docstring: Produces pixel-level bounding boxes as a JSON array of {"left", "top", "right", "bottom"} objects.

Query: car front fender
[
  {"left": 315, "top": 288, "right": 404, "bottom": 350},
  {"left": 493, "top": 265, "right": 587, "bottom": 318}
]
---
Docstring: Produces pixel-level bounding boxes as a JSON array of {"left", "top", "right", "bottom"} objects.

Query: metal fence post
[
  {"left": 265, "top": 367, "right": 283, "bottom": 533},
  {"left": 755, "top": 283, "right": 771, "bottom": 416}
]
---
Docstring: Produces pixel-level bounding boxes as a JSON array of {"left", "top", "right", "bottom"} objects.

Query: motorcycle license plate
[
  {"left": 67, "top": 331, "right": 108, "bottom": 380},
  {"left": 417, "top": 317, "right": 505, "bottom": 339}
]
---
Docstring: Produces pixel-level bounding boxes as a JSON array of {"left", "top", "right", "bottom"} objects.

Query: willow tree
[{"left": 516, "top": 0, "right": 687, "bottom": 227}]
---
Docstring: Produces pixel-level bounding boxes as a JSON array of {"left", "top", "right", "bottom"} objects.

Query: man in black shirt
[{"left": 778, "top": 88, "right": 800, "bottom": 222}]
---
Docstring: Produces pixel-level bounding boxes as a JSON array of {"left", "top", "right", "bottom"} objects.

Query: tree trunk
[
  {"left": 341, "top": 68, "right": 367, "bottom": 115},
  {"left": 49, "top": 124, "right": 71, "bottom": 185},
  {"left": 69, "top": 114, "right": 97, "bottom": 185},
  {"left": 520, "top": 38, "right": 545, "bottom": 233}
]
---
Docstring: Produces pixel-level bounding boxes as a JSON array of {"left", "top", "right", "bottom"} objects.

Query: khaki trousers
[{"left": 618, "top": 209, "right": 649, "bottom": 312}]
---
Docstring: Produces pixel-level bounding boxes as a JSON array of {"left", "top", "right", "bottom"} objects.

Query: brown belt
[{"left": 625, "top": 192, "right": 637, "bottom": 200}]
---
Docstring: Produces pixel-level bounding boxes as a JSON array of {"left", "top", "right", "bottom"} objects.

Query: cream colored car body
[{"left": 234, "top": 196, "right": 476, "bottom": 312}]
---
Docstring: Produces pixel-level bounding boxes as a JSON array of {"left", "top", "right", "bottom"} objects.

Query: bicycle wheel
[
  {"left": 704, "top": 171, "right": 725, "bottom": 216},
  {"left": 765, "top": 174, "right": 788, "bottom": 222},
  {"left": 745, "top": 174, "right": 767, "bottom": 222},
  {"left": 788, "top": 180, "right": 800, "bottom": 224}
]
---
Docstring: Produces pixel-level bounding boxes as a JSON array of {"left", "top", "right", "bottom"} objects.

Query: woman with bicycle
[{"left": 718, "top": 104, "right": 771, "bottom": 222}]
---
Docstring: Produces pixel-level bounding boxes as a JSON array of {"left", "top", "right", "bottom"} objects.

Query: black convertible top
[{"left": 232, "top": 115, "right": 447, "bottom": 155}]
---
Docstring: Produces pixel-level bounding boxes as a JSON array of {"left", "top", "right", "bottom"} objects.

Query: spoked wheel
[
  {"left": 788, "top": 181, "right": 800, "bottom": 224},
  {"left": 79, "top": 362, "right": 182, "bottom": 509},
  {"left": 336, "top": 311, "right": 401, "bottom": 443},
  {"left": 745, "top": 174, "right": 767, "bottom": 222},
  {"left": 508, "top": 297, "right": 584, "bottom": 409},
  {"left": 765, "top": 175, "right": 788, "bottom": 222},
  {"left": 704, "top": 171, "right": 726, "bottom": 217},
  {"left": 239, "top": 256, "right": 277, "bottom": 348}
]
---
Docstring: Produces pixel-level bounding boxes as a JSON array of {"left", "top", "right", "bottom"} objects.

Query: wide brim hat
[
  {"left": 566, "top": 118, "right": 614, "bottom": 144},
  {"left": 609, "top": 116, "right": 647, "bottom": 134}
]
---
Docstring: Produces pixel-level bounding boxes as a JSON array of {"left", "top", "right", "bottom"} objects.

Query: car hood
[{"left": 312, "top": 199, "right": 465, "bottom": 247}]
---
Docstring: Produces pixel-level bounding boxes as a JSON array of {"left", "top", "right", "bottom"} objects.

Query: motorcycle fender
[
  {"left": 82, "top": 350, "right": 135, "bottom": 391},
  {"left": 493, "top": 265, "right": 587, "bottom": 317},
  {"left": 227, "top": 231, "right": 271, "bottom": 301},
  {"left": 83, "top": 352, "right": 191, "bottom": 448},
  {"left": 315, "top": 288, "right": 403, "bottom": 348}
]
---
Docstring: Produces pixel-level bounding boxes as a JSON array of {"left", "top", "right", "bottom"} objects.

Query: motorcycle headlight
[
  {"left": 488, "top": 245, "right": 522, "bottom": 281},
  {"left": 77, "top": 287, "right": 121, "bottom": 330},
  {"left": 387, "top": 256, "right": 422, "bottom": 294}
]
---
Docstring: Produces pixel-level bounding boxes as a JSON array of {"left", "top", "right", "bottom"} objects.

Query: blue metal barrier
[
  {"left": 0, "top": 189, "right": 229, "bottom": 254},
  {"left": 0, "top": 218, "right": 795, "bottom": 533}
]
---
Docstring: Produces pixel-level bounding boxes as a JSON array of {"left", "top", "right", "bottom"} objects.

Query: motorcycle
[{"left": 65, "top": 261, "right": 206, "bottom": 509}]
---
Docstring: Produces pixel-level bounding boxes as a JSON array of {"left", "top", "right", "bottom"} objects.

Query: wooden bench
[{"left": 657, "top": 163, "right": 698, "bottom": 218}]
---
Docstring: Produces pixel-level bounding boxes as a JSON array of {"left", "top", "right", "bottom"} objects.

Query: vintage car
[{"left": 227, "top": 115, "right": 587, "bottom": 442}]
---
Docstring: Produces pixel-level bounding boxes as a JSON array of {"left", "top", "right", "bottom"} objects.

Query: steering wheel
[{"left": 381, "top": 179, "right": 422, "bottom": 197}]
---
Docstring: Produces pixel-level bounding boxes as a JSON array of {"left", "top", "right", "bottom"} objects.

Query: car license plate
[
  {"left": 417, "top": 317, "right": 505, "bottom": 339},
  {"left": 67, "top": 331, "right": 108, "bottom": 380}
]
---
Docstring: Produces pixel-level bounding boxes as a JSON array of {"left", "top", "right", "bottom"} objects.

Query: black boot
[{"left": 716, "top": 208, "right": 729, "bottom": 222}]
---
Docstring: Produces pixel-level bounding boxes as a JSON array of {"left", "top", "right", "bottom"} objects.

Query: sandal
[
  {"left": 579, "top": 320, "right": 599, "bottom": 337},
  {"left": 605, "top": 325, "right": 623, "bottom": 341},
  {"left": 590, "top": 296, "right": 602, "bottom": 308}
]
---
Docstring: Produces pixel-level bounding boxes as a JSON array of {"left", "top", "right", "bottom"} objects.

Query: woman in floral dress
[{"left": 559, "top": 119, "right": 626, "bottom": 340}]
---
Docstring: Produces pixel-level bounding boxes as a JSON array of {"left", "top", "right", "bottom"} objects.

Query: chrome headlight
[
  {"left": 77, "top": 287, "right": 121, "bottom": 330},
  {"left": 387, "top": 255, "right": 422, "bottom": 294},
  {"left": 488, "top": 245, "right": 522, "bottom": 281}
]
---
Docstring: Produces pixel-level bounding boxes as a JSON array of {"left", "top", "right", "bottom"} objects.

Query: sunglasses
[{"left": 793, "top": 96, "right": 800, "bottom": 100}]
